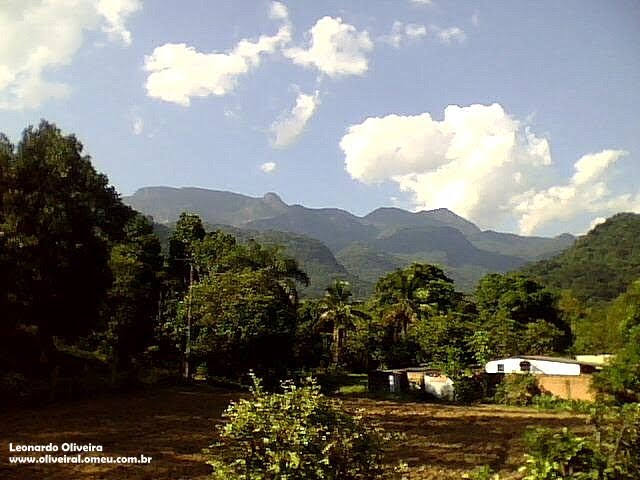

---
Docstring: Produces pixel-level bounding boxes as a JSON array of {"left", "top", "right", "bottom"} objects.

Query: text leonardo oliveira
[{"left": 8, "top": 443, "right": 152, "bottom": 465}]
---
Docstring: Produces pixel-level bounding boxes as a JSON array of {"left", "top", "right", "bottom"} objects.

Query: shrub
[
  {"left": 464, "top": 465, "right": 501, "bottom": 479},
  {"left": 519, "top": 427, "right": 604, "bottom": 479},
  {"left": 205, "top": 375, "right": 401, "bottom": 479},
  {"left": 532, "top": 394, "right": 593, "bottom": 414},
  {"left": 494, "top": 374, "right": 541, "bottom": 406},
  {"left": 517, "top": 404, "right": 640, "bottom": 480}
]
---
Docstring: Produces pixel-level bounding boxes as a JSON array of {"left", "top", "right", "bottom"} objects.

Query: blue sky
[{"left": 1, "top": 0, "right": 639, "bottom": 236}]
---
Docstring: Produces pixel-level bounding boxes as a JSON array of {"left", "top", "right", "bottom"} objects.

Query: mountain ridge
[{"left": 126, "top": 186, "right": 576, "bottom": 293}]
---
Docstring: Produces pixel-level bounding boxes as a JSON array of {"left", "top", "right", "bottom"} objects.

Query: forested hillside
[{"left": 524, "top": 213, "right": 640, "bottom": 304}]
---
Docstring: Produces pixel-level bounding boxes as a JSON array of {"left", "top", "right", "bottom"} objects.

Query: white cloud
[
  {"left": 0, "top": 0, "right": 140, "bottom": 110},
  {"left": 379, "top": 21, "right": 426, "bottom": 48},
  {"left": 588, "top": 216, "right": 606, "bottom": 232},
  {"left": 511, "top": 150, "right": 632, "bottom": 234},
  {"left": 269, "top": 1, "right": 288, "bottom": 21},
  {"left": 270, "top": 90, "right": 320, "bottom": 148},
  {"left": 284, "top": 16, "right": 373, "bottom": 78},
  {"left": 340, "top": 103, "right": 639, "bottom": 234},
  {"left": 144, "top": 9, "right": 291, "bottom": 105},
  {"left": 433, "top": 26, "right": 466, "bottom": 44},
  {"left": 260, "top": 161, "right": 277, "bottom": 173},
  {"left": 410, "top": 0, "right": 433, "bottom": 5},
  {"left": 97, "top": 0, "right": 141, "bottom": 46},
  {"left": 471, "top": 12, "right": 480, "bottom": 27}
]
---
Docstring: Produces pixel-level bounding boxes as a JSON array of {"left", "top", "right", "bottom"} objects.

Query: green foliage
[
  {"left": 1, "top": 122, "right": 138, "bottom": 386},
  {"left": 518, "top": 404, "right": 640, "bottom": 479},
  {"left": 474, "top": 273, "right": 570, "bottom": 357},
  {"left": 105, "top": 214, "right": 163, "bottom": 375},
  {"left": 188, "top": 269, "right": 298, "bottom": 382},
  {"left": 205, "top": 375, "right": 398, "bottom": 479},
  {"left": 531, "top": 395, "right": 593, "bottom": 414},
  {"left": 317, "top": 280, "right": 369, "bottom": 368},
  {"left": 494, "top": 374, "right": 541, "bottom": 406},
  {"left": 520, "top": 427, "right": 603, "bottom": 480},
  {"left": 524, "top": 213, "right": 640, "bottom": 304},
  {"left": 464, "top": 465, "right": 501, "bottom": 480},
  {"left": 594, "top": 326, "right": 640, "bottom": 403}
]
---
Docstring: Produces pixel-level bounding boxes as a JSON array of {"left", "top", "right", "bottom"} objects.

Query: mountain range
[{"left": 125, "top": 186, "right": 575, "bottom": 296}]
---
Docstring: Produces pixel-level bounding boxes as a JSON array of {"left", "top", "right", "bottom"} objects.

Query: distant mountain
[
  {"left": 469, "top": 230, "right": 575, "bottom": 260},
  {"left": 364, "top": 207, "right": 481, "bottom": 237},
  {"left": 127, "top": 186, "right": 288, "bottom": 225},
  {"left": 126, "top": 186, "right": 575, "bottom": 293},
  {"left": 523, "top": 213, "right": 640, "bottom": 304}
]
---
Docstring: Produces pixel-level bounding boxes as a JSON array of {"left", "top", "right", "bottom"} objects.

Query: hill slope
[{"left": 523, "top": 213, "right": 640, "bottom": 303}]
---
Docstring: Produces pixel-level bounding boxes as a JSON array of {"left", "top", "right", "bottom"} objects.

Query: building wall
[
  {"left": 485, "top": 358, "right": 581, "bottom": 376},
  {"left": 537, "top": 374, "right": 595, "bottom": 401}
]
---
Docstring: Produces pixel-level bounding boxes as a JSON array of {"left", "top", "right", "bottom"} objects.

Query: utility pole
[{"left": 184, "top": 261, "right": 194, "bottom": 381}]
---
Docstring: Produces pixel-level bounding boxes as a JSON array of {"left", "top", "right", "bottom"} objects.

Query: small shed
[
  {"left": 485, "top": 356, "right": 598, "bottom": 376},
  {"left": 368, "top": 367, "right": 455, "bottom": 399},
  {"left": 368, "top": 369, "right": 409, "bottom": 393}
]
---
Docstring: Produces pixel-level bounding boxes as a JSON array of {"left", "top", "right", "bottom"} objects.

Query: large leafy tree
[
  {"left": 365, "top": 264, "right": 461, "bottom": 368},
  {"left": 105, "top": 214, "right": 163, "bottom": 379},
  {"left": 167, "top": 221, "right": 308, "bottom": 381},
  {"left": 372, "top": 263, "right": 458, "bottom": 341},
  {"left": 474, "top": 273, "right": 571, "bottom": 357},
  {"left": 0, "top": 122, "right": 134, "bottom": 369}
]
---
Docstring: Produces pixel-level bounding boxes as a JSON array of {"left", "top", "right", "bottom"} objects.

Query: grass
[{"left": 0, "top": 385, "right": 591, "bottom": 479}]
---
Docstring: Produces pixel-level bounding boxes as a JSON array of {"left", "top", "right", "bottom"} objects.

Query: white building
[{"left": 485, "top": 356, "right": 598, "bottom": 376}]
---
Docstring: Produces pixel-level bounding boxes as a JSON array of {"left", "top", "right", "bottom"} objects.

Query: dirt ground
[{"left": 0, "top": 386, "right": 589, "bottom": 479}]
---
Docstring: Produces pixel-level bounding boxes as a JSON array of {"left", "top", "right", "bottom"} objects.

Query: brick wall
[{"left": 537, "top": 374, "right": 595, "bottom": 401}]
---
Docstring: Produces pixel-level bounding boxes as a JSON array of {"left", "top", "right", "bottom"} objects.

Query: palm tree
[
  {"left": 318, "top": 280, "right": 368, "bottom": 367},
  {"left": 375, "top": 263, "right": 457, "bottom": 341}
]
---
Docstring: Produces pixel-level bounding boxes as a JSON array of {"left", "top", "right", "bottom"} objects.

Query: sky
[{"left": 1, "top": 0, "right": 639, "bottom": 236}]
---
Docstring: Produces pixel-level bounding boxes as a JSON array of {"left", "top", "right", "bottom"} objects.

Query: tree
[
  {"left": 317, "top": 280, "right": 369, "bottom": 368},
  {"left": 368, "top": 264, "right": 460, "bottom": 368},
  {"left": 474, "top": 273, "right": 570, "bottom": 357},
  {"left": 188, "top": 269, "right": 299, "bottom": 381},
  {"left": 0, "top": 122, "right": 134, "bottom": 369},
  {"left": 105, "top": 214, "right": 163, "bottom": 382}
]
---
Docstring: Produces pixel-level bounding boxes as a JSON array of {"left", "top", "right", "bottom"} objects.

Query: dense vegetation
[{"left": 525, "top": 213, "right": 640, "bottom": 304}]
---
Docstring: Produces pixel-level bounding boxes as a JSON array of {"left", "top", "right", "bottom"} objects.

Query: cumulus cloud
[
  {"left": 0, "top": 0, "right": 140, "bottom": 110},
  {"left": 284, "top": 16, "right": 373, "bottom": 78},
  {"left": 144, "top": 4, "right": 290, "bottom": 105},
  {"left": 340, "top": 103, "right": 639, "bottom": 234},
  {"left": 379, "top": 21, "right": 427, "bottom": 48},
  {"left": 260, "top": 161, "right": 277, "bottom": 173},
  {"left": 97, "top": 0, "right": 141, "bottom": 45},
  {"left": 270, "top": 90, "right": 320, "bottom": 148},
  {"left": 511, "top": 150, "right": 631, "bottom": 234}
]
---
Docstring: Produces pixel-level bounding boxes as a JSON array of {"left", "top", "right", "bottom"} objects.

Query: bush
[
  {"left": 532, "top": 394, "right": 593, "bottom": 414},
  {"left": 517, "top": 404, "right": 640, "bottom": 480},
  {"left": 519, "top": 427, "right": 604, "bottom": 479},
  {"left": 205, "top": 375, "right": 402, "bottom": 479},
  {"left": 494, "top": 374, "right": 541, "bottom": 406}
]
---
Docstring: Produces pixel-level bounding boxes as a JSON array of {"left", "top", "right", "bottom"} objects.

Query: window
[
  {"left": 519, "top": 361, "right": 531, "bottom": 372},
  {"left": 497, "top": 363, "right": 504, "bottom": 372}
]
